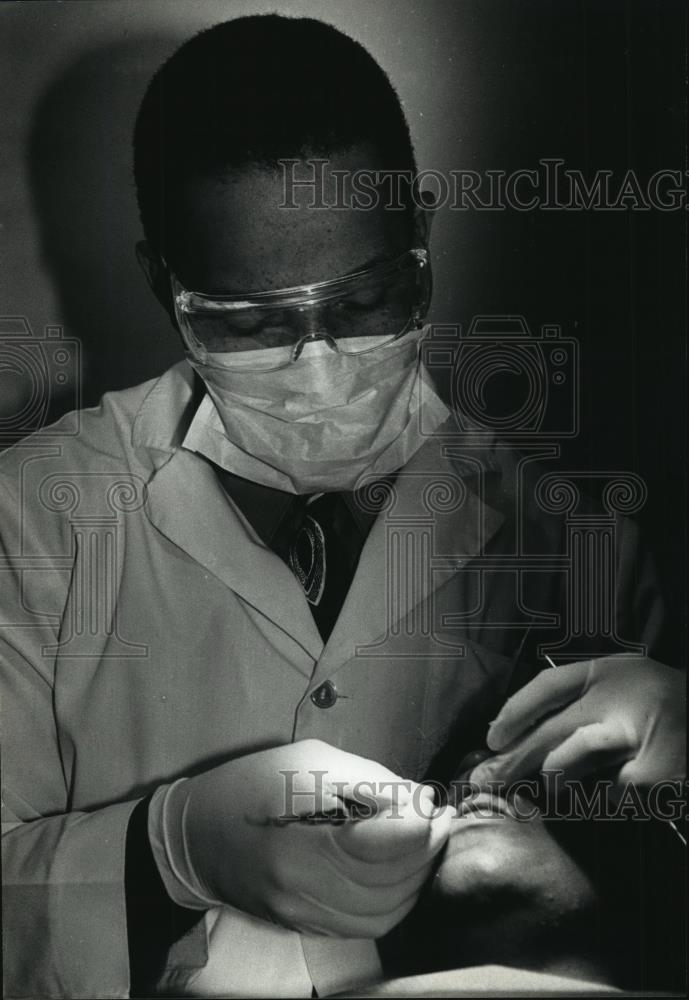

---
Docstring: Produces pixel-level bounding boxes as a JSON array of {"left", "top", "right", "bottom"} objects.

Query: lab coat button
[{"left": 311, "top": 680, "right": 337, "bottom": 708}]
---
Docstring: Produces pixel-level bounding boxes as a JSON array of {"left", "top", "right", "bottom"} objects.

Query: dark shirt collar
[{"left": 211, "top": 464, "right": 390, "bottom": 548}]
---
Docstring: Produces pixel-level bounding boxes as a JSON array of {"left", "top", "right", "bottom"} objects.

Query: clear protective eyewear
[{"left": 169, "top": 247, "right": 431, "bottom": 372}]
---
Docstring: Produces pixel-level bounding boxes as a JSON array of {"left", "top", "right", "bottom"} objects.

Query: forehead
[{"left": 171, "top": 147, "right": 411, "bottom": 293}]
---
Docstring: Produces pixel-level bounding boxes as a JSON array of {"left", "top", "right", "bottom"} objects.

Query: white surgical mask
[{"left": 182, "top": 327, "right": 449, "bottom": 494}]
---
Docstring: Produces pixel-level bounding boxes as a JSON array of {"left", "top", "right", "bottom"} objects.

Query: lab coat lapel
[
  {"left": 144, "top": 448, "right": 324, "bottom": 664},
  {"left": 310, "top": 428, "right": 506, "bottom": 685},
  {"left": 132, "top": 363, "right": 323, "bottom": 663}
]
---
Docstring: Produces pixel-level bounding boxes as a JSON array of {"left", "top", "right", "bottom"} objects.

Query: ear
[
  {"left": 136, "top": 239, "right": 165, "bottom": 294},
  {"left": 136, "top": 241, "right": 176, "bottom": 323},
  {"left": 412, "top": 189, "right": 438, "bottom": 247}
]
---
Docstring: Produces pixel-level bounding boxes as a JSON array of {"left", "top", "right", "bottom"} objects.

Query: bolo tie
[{"left": 287, "top": 492, "right": 359, "bottom": 642}]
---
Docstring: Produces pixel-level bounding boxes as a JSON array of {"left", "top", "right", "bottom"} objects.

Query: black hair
[{"left": 133, "top": 14, "right": 417, "bottom": 256}]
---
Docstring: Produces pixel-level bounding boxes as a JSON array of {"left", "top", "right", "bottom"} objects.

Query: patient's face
[
  {"left": 432, "top": 788, "right": 595, "bottom": 917},
  {"left": 409, "top": 787, "right": 599, "bottom": 975}
]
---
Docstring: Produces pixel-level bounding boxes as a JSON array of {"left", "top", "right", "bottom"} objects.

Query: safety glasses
[{"left": 169, "top": 247, "right": 431, "bottom": 372}]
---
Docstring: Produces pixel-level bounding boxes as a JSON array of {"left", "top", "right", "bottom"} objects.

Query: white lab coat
[{"left": 0, "top": 362, "right": 664, "bottom": 998}]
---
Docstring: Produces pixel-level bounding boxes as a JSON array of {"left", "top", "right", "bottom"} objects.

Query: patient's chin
[
  {"left": 386, "top": 812, "right": 601, "bottom": 982},
  {"left": 429, "top": 816, "right": 596, "bottom": 921},
  {"left": 433, "top": 837, "right": 542, "bottom": 906},
  {"left": 413, "top": 830, "right": 597, "bottom": 976}
]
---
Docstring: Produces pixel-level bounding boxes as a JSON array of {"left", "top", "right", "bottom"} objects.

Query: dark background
[{"left": 1, "top": 0, "right": 686, "bottom": 662}]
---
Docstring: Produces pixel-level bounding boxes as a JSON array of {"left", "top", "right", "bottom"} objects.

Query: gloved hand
[
  {"left": 154, "top": 739, "right": 453, "bottom": 938},
  {"left": 470, "top": 657, "right": 686, "bottom": 801}
]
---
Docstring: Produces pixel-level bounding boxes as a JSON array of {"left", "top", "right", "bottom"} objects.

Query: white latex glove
[
  {"left": 471, "top": 657, "right": 686, "bottom": 800},
  {"left": 155, "top": 739, "right": 453, "bottom": 938}
]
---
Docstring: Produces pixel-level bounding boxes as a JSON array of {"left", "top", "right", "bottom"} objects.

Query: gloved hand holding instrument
[{"left": 150, "top": 738, "right": 455, "bottom": 938}]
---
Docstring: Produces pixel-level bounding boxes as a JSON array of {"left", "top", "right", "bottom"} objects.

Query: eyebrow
[
  {"left": 297, "top": 249, "right": 405, "bottom": 290},
  {"left": 287, "top": 251, "right": 394, "bottom": 290},
  {"left": 190, "top": 250, "right": 401, "bottom": 297}
]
